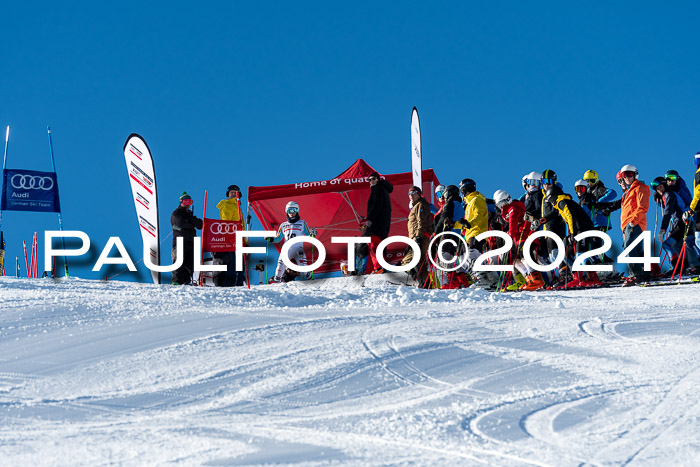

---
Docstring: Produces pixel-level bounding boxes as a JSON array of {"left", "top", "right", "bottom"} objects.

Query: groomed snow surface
[{"left": 1, "top": 274, "right": 698, "bottom": 466}]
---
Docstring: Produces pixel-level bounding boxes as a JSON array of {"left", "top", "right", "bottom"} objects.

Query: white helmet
[
  {"left": 285, "top": 201, "right": 299, "bottom": 215},
  {"left": 620, "top": 164, "right": 638, "bottom": 179},
  {"left": 526, "top": 171, "right": 542, "bottom": 184},
  {"left": 493, "top": 189, "right": 511, "bottom": 209},
  {"left": 574, "top": 179, "right": 587, "bottom": 188},
  {"left": 525, "top": 171, "right": 542, "bottom": 192},
  {"left": 435, "top": 184, "right": 446, "bottom": 200},
  {"left": 521, "top": 174, "right": 529, "bottom": 191}
]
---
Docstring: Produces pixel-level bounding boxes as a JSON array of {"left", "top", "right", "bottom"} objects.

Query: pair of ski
[{"left": 547, "top": 275, "right": 699, "bottom": 290}]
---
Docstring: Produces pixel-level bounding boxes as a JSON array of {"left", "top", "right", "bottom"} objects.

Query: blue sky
[{"left": 1, "top": 2, "right": 699, "bottom": 281}]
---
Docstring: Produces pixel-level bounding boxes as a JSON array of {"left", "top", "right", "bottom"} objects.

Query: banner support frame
[{"left": 47, "top": 126, "right": 69, "bottom": 277}]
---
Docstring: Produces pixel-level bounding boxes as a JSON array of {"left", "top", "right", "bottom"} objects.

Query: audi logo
[
  {"left": 11, "top": 174, "right": 54, "bottom": 191},
  {"left": 209, "top": 223, "right": 239, "bottom": 234}
]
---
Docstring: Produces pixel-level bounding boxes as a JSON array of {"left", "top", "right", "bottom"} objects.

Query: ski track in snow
[{"left": 0, "top": 276, "right": 699, "bottom": 465}]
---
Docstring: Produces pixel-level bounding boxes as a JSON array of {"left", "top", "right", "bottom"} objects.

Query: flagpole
[
  {"left": 47, "top": 126, "right": 69, "bottom": 277},
  {"left": 0, "top": 126, "right": 9, "bottom": 232}
]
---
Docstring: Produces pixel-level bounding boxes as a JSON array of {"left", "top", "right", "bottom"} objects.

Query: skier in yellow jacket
[
  {"left": 457, "top": 178, "right": 499, "bottom": 289},
  {"left": 214, "top": 185, "right": 247, "bottom": 286}
]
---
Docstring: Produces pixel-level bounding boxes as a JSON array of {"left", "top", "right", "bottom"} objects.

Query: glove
[
  {"left": 531, "top": 218, "right": 545, "bottom": 230},
  {"left": 653, "top": 192, "right": 663, "bottom": 204},
  {"left": 683, "top": 210, "right": 694, "bottom": 223},
  {"left": 600, "top": 207, "right": 612, "bottom": 217},
  {"left": 265, "top": 237, "right": 274, "bottom": 243},
  {"left": 310, "top": 228, "right": 317, "bottom": 237},
  {"left": 565, "top": 235, "right": 575, "bottom": 247},
  {"left": 458, "top": 218, "right": 471, "bottom": 229},
  {"left": 364, "top": 220, "right": 372, "bottom": 227},
  {"left": 658, "top": 229, "right": 666, "bottom": 242}
]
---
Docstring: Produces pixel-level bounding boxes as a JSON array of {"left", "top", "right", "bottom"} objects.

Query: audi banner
[
  {"left": 202, "top": 218, "right": 243, "bottom": 252},
  {"left": 1, "top": 169, "right": 61, "bottom": 213},
  {"left": 123, "top": 134, "right": 161, "bottom": 285}
]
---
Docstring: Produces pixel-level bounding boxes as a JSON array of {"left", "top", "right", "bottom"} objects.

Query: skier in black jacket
[
  {"left": 171, "top": 192, "right": 203, "bottom": 285},
  {"left": 364, "top": 171, "right": 393, "bottom": 273}
]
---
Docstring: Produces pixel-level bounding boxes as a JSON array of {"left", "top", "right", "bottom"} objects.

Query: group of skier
[
  {"left": 170, "top": 151, "right": 700, "bottom": 289},
  {"left": 423, "top": 152, "right": 700, "bottom": 290}
]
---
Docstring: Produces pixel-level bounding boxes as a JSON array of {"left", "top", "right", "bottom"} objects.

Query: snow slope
[{"left": 0, "top": 275, "right": 698, "bottom": 466}]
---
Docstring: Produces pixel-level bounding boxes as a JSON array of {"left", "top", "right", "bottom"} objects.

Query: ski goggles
[
  {"left": 435, "top": 190, "right": 444, "bottom": 199},
  {"left": 408, "top": 189, "right": 420, "bottom": 197},
  {"left": 621, "top": 171, "right": 636, "bottom": 179},
  {"left": 575, "top": 185, "right": 587, "bottom": 194},
  {"left": 368, "top": 176, "right": 378, "bottom": 182},
  {"left": 181, "top": 199, "right": 193, "bottom": 206},
  {"left": 525, "top": 178, "right": 540, "bottom": 186},
  {"left": 650, "top": 180, "right": 662, "bottom": 189},
  {"left": 584, "top": 177, "right": 598, "bottom": 184},
  {"left": 664, "top": 173, "right": 678, "bottom": 181},
  {"left": 286, "top": 207, "right": 299, "bottom": 215},
  {"left": 541, "top": 178, "right": 555, "bottom": 185}
]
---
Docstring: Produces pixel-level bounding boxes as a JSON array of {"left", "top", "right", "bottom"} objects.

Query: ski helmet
[
  {"left": 521, "top": 174, "right": 529, "bottom": 191},
  {"left": 285, "top": 201, "right": 300, "bottom": 216},
  {"left": 408, "top": 185, "right": 422, "bottom": 196},
  {"left": 435, "top": 184, "right": 446, "bottom": 200},
  {"left": 620, "top": 164, "right": 638, "bottom": 180},
  {"left": 664, "top": 169, "right": 679, "bottom": 182},
  {"left": 650, "top": 176, "right": 667, "bottom": 191},
  {"left": 695, "top": 151, "right": 700, "bottom": 168},
  {"left": 459, "top": 178, "right": 476, "bottom": 195},
  {"left": 541, "top": 169, "right": 557, "bottom": 186},
  {"left": 445, "top": 185, "right": 460, "bottom": 200},
  {"left": 583, "top": 170, "right": 598, "bottom": 184},
  {"left": 179, "top": 192, "right": 193, "bottom": 206},
  {"left": 526, "top": 171, "right": 542, "bottom": 185},
  {"left": 492, "top": 189, "right": 511, "bottom": 209},
  {"left": 574, "top": 179, "right": 587, "bottom": 196}
]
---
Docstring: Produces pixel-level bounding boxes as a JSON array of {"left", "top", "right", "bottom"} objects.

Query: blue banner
[{"left": 1, "top": 169, "right": 61, "bottom": 213}]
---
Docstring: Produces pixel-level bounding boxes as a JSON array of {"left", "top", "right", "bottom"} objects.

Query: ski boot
[
  {"left": 559, "top": 271, "right": 583, "bottom": 289},
  {"left": 579, "top": 271, "right": 603, "bottom": 287},
  {"left": 520, "top": 272, "right": 545, "bottom": 291},
  {"left": 506, "top": 273, "right": 526, "bottom": 291}
]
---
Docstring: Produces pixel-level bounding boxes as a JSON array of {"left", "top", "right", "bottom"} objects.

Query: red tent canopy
[{"left": 249, "top": 159, "right": 440, "bottom": 274}]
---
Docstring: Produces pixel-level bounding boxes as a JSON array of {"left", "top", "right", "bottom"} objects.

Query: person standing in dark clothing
[
  {"left": 171, "top": 192, "right": 203, "bottom": 285},
  {"left": 364, "top": 171, "right": 393, "bottom": 273}
]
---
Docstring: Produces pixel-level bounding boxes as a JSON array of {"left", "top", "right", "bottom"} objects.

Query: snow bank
[{"left": 0, "top": 276, "right": 698, "bottom": 465}]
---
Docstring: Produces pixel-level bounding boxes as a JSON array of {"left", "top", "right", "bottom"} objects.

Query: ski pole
[
  {"left": 676, "top": 220, "right": 692, "bottom": 283},
  {"left": 653, "top": 202, "right": 659, "bottom": 257}
]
